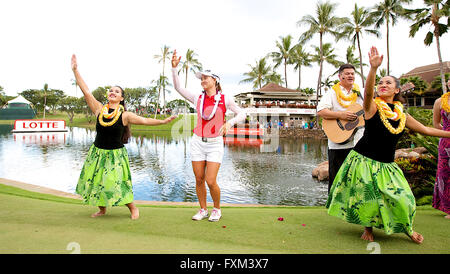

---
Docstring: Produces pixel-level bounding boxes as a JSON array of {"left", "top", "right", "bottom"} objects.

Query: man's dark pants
[{"left": 327, "top": 148, "right": 353, "bottom": 193}]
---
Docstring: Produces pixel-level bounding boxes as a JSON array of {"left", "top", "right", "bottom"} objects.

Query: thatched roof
[
  {"left": 401, "top": 61, "right": 450, "bottom": 84},
  {"left": 258, "top": 83, "right": 300, "bottom": 93}
]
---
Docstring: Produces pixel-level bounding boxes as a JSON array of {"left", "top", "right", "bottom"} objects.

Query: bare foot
[
  {"left": 445, "top": 215, "right": 450, "bottom": 219},
  {"left": 130, "top": 207, "right": 139, "bottom": 220},
  {"left": 361, "top": 227, "right": 374, "bottom": 242},
  {"left": 91, "top": 211, "right": 106, "bottom": 218},
  {"left": 409, "top": 231, "right": 424, "bottom": 244}
]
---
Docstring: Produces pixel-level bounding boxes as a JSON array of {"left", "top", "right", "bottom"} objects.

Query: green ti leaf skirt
[
  {"left": 76, "top": 144, "right": 134, "bottom": 207},
  {"left": 326, "top": 150, "right": 416, "bottom": 236}
]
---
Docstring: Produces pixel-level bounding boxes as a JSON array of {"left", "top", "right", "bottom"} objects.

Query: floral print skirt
[
  {"left": 433, "top": 138, "right": 450, "bottom": 215},
  {"left": 76, "top": 144, "right": 134, "bottom": 207},
  {"left": 326, "top": 150, "right": 416, "bottom": 236}
]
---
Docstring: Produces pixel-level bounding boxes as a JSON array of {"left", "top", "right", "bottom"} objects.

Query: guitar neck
[{"left": 355, "top": 109, "right": 364, "bottom": 116}]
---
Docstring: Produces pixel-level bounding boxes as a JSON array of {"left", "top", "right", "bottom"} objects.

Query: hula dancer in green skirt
[
  {"left": 71, "top": 55, "right": 176, "bottom": 219},
  {"left": 326, "top": 47, "right": 450, "bottom": 244}
]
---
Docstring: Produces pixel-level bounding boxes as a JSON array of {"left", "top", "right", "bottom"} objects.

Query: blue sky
[{"left": 0, "top": 0, "right": 448, "bottom": 103}]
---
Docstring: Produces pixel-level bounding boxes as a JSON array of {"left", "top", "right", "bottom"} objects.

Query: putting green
[{"left": 0, "top": 183, "right": 448, "bottom": 254}]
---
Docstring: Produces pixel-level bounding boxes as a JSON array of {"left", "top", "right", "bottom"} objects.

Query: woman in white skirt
[{"left": 171, "top": 50, "right": 246, "bottom": 221}]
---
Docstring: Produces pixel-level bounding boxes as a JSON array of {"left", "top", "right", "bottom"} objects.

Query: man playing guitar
[{"left": 317, "top": 64, "right": 365, "bottom": 193}]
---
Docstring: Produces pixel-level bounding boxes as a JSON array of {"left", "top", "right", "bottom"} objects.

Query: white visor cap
[{"left": 195, "top": 70, "right": 220, "bottom": 83}]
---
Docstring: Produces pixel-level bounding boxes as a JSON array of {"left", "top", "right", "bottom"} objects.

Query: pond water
[{"left": 0, "top": 124, "right": 329, "bottom": 206}]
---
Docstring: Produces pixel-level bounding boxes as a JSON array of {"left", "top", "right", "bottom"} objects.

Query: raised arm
[
  {"left": 71, "top": 54, "right": 102, "bottom": 116},
  {"left": 363, "top": 47, "right": 383, "bottom": 118},
  {"left": 171, "top": 50, "right": 197, "bottom": 104}
]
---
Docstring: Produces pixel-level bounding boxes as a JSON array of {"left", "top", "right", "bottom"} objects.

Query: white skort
[{"left": 190, "top": 134, "right": 224, "bottom": 163}]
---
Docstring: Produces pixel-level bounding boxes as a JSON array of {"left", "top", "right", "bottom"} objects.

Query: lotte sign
[{"left": 12, "top": 119, "right": 68, "bottom": 133}]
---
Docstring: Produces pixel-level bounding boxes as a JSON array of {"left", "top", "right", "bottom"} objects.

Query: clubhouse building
[{"left": 233, "top": 83, "right": 320, "bottom": 128}]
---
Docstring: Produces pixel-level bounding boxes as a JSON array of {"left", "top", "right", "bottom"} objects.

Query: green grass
[{"left": 0, "top": 183, "right": 449, "bottom": 254}]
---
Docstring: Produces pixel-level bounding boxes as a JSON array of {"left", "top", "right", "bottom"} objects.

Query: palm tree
[
  {"left": 291, "top": 44, "right": 312, "bottom": 90},
  {"left": 341, "top": 3, "right": 381, "bottom": 87},
  {"left": 179, "top": 49, "right": 203, "bottom": 88},
  {"left": 311, "top": 43, "right": 341, "bottom": 83},
  {"left": 400, "top": 75, "right": 430, "bottom": 106},
  {"left": 154, "top": 45, "right": 172, "bottom": 114},
  {"left": 405, "top": 0, "right": 450, "bottom": 94},
  {"left": 152, "top": 75, "right": 171, "bottom": 118},
  {"left": 269, "top": 35, "right": 296, "bottom": 88},
  {"left": 430, "top": 73, "right": 450, "bottom": 93},
  {"left": 42, "top": 83, "right": 49, "bottom": 119},
  {"left": 370, "top": 0, "right": 413, "bottom": 75},
  {"left": 297, "top": 0, "right": 347, "bottom": 114},
  {"left": 179, "top": 48, "right": 202, "bottom": 120},
  {"left": 240, "top": 57, "right": 283, "bottom": 89},
  {"left": 321, "top": 76, "right": 335, "bottom": 92},
  {"left": 332, "top": 45, "right": 366, "bottom": 79},
  {"left": 376, "top": 68, "right": 388, "bottom": 83}
]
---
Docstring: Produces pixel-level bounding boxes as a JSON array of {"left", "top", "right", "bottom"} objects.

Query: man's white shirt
[{"left": 317, "top": 85, "right": 365, "bottom": 150}]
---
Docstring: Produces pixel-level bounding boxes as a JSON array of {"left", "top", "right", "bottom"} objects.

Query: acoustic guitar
[{"left": 322, "top": 103, "right": 365, "bottom": 144}]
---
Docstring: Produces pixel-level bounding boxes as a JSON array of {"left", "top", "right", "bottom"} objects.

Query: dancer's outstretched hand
[
  {"left": 71, "top": 54, "right": 78, "bottom": 71},
  {"left": 171, "top": 50, "right": 181, "bottom": 68},
  {"left": 368, "top": 46, "right": 383, "bottom": 69},
  {"left": 163, "top": 115, "right": 177, "bottom": 124}
]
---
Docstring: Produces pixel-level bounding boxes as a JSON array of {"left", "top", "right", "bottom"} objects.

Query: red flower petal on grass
[
  {"left": 222, "top": 226, "right": 226, "bottom": 228},
  {"left": 302, "top": 224, "right": 306, "bottom": 227},
  {"left": 277, "top": 217, "right": 284, "bottom": 221}
]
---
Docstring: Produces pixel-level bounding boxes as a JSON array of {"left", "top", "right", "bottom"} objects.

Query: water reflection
[{"left": 0, "top": 124, "right": 329, "bottom": 206}]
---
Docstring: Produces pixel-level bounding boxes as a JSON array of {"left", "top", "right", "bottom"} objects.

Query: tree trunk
[
  {"left": 315, "top": 33, "right": 324, "bottom": 123},
  {"left": 284, "top": 59, "right": 288, "bottom": 88},
  {"left": 434, "top": 27, "right": 447, "bottom": 94},
  {"left": 356, "top": 33, "right": 365, "bottom": 88},
  {"left": 43, "top": 96, "right": 47, "bottom": 119},
  {"left": 386, "top": 16, "right": 390, "bottom": 75},
  {"left": 162, "top": 59, "right": 166, "bottom": 115},
  {"left": 298, "top": 66, "right": 302, "bottom": 90},
  {"left": 154, "top": 87, "right": 160, "bottom": 119},
  {"left": 184, "top": 66, "right": 189, "bottom": 124}
]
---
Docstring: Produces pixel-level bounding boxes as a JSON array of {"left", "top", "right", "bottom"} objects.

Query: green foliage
[
  {"left": 269, "top": 35, "right": 297, "bottom": 87},
  {"left": 395, "top": 153, "right": 436, "bottom": 204},
  {"left": 311, "top": 43, "right": 341, "bottom": 68},
  {"left": 166, "top": 99, "right": 194, "bottom": 113},
  {"left": 416, "top": 195, "right": 433, "bottom": 206},
  {"left": 397, "top": 107, "right": 434, "bottom": 149},
  {"left": 0, "top": 88, "right": 6, "bottom": 107},
  {"left": 19, "top": 87, "right": 64, "bottom": 113},
  {"left": 430, "top": 73, "right": 450, "bottom": 92},
  {"left": 59, "top": 96, "right": 85, "bottom": 123},
  {"left": 240, "top": 57, "right": 283, "bottom": 89},
  {"left": 407, "top": 106, "right": 434, "bottom": 126},
  {"left": 401, "top": 76, "right": 430, "bottom": 95},
  {"left": 91, "top": 86, "right": 111, "bottom": 104},
  {"left": 409, "top": 133, "right": 439, "bottom": 162},
  {"left": 301, "top": 87, "right": 315, "bottom": 95}
]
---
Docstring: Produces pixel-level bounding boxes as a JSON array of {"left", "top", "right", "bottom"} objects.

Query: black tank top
[
  {"left": 94, "top": 109, "right": 125, "bottom": 149},
  {"left": 353, "top": 104, "right": 404, "bottom": 163}
]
